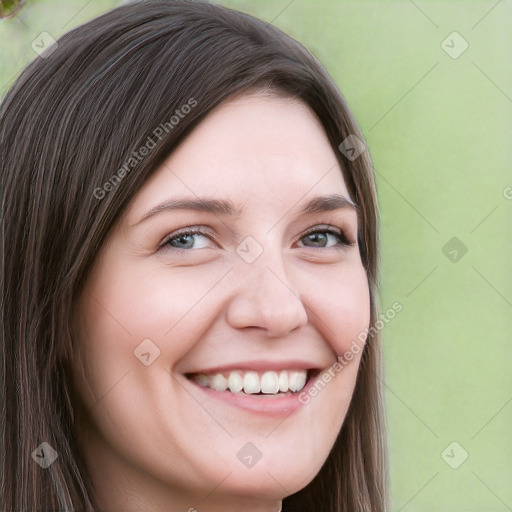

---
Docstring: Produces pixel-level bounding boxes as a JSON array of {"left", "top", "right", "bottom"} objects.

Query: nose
[{"left": 225, "top": 252, "right": 308, "bottom": 338}]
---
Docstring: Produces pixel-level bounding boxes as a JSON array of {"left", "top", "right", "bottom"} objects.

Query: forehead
[{"left": 126, "top": 92, "right": 350, "bottom": 222}]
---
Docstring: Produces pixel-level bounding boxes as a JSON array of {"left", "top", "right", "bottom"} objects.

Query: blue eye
[
  {"left": 298, "top": 227, "right": 351, "bottom": 248},
  {"left": 160, "top": 225, "right": 352, "bottom": 253},
  {"left": 162, "top": 228, "right": 214, "bottom": 251}
]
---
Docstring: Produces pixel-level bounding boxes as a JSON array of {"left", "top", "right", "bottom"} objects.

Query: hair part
[{"left": 1, "top": 1, "right": 386, "bottom": 510}]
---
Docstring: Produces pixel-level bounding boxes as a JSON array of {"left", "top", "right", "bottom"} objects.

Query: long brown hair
[{"left": 1, "top": 1, "right": 387, "bottom": 510}]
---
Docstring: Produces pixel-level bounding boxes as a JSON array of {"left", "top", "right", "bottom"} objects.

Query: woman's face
[{"left": 73, "top": 92, "right": 370, "bottom": 511}]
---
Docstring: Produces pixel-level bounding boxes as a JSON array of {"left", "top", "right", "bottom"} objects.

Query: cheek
[
  {"left": 71, "top": 263, "right": 230, "bottom": 473},
  {"left": 305, "top": 262, "right": 370, "bottom": 356},
  {"left": 81, "top": 259, "right": 226, "bottom": 342},
  {"left": 72, "top": 262, "right": 230, "bottom": 402}
]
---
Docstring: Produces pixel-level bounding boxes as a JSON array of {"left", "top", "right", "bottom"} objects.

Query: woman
[{"left": 1, "top": 1, "right": 387, "bottom": 511}]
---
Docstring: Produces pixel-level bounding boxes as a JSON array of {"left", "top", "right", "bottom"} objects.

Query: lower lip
[{"left": 186, "top": 376, "right": 316, "bottom": 416}]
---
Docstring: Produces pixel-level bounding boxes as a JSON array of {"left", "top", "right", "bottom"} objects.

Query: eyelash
[
  {"left": 160, "top": 225, "right": 352, "bottom": 252},
  {"left": 300, "top": 226, "right": 352, "bottom": 247}
]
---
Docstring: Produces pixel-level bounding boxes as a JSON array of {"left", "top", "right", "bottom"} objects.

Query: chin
[{"left": 205, "top": 445, "right": 324, "bottom": 500}]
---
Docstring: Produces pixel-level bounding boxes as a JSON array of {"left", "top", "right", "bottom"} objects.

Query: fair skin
[{"left": 72, "top": 91, "right": 370, "bottom": 512}]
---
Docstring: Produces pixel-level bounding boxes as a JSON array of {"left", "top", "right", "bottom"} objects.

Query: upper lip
[{"left": 184, "top": 359, "right": 324, "bottom": 375}]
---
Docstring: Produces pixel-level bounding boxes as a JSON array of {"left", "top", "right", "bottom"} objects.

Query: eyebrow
[{"left": 132, "top": 193, "right": 357, "bottom": 226}]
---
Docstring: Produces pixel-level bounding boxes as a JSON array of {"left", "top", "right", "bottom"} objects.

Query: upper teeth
[{"left": 193, "top": 370, "right": 308, "bottom": 395}]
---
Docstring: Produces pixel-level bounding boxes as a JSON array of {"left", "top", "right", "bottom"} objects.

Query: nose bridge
[{"left": 226, "top": 242, "right": 308, "bottom": 337}]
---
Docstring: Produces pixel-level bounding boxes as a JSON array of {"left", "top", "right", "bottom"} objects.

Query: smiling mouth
[{"left": 186, "top": 369, "right": 318, "bottom": 396}]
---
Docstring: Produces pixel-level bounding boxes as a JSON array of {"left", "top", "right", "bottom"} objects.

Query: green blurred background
[{"left": 1, "top": 1, "right": 510, "bottom": 510}]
